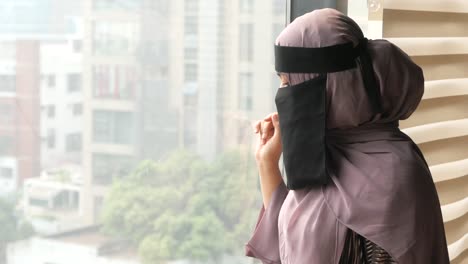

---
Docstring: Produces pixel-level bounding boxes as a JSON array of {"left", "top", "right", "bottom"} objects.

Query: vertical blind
[{"left": 370, "top": 1, "right": 468, "bottom": 263}]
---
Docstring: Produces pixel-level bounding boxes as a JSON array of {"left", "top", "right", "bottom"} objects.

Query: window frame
[{"left": 288, "top": 0, "right": 348, "bottom": 22}]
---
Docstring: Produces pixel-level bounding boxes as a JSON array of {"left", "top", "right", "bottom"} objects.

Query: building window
[
  {"left": 239, "top": 73, "right": 253, "bottom": 111},
  {"left": 93, "top": 21, "right": 139, "bottom": 56},
  {"left": 92, "top": 154, "right": 133, "bottom": 185},
  {"left": 0, "top": 136, "right": 13, "bottom": 155},
  {"left": 47, "top": 105, "right": 55, "bottom": 118},
  {"left": 47, "top": 75, "right": 56, "bottom": 88},
  {"left": 93, "top": 196, "right": 104, "bottom": 223},
  {"left": 65, "top": 133, "right": 82, "bottom": 152},
  {"left": 93, "top": 65, "right": 137, "bottom": 99},
  {"left": 0, "top": 75, "right": 15, "bottom": 93},
  {"left": 184, "top": 63, "right": 198, "bottom": 82},
  {"left": 184, "top": 0, "right": 198, "bottom": 13},
  {"left": 72, "top": 103, "right": 82, "bottom": 116},
  {"left": 240, "top": 0, "right": 254, "bottom": 13},
  {"left": 73, "top": 40, "right": 82, "bottom": 53},
  {"left": 93, "top": 0, "right": 142, "bottom": 11},
  {"left": 47, "top": 129, "right": 56, "bottom": 148},
  {"left": 67, "top": 74, "right": 82, "bottom": 92},
  {"left": 93, "top": 110, "right": 134, "bottom": 144},
  {"left": 29, "top": 198, "right": 48, "bottom": 208},
  {"left": 185, "top": 16, "right": 198, "bottom": 35},
  {"left": 184, "top": 47, "right": 198, "bottom": 61},
  {"left": 0, "top": 167, "right": 13, "bottom": 180},
  {"left": 0, "top": 103, "right": 14, "bottom": 123},
  {"left": 273, "top": 0, "right": 286, "bottom": 16},
  {"left": 239, "top": 24, "right": 254, "bottom": 62}
]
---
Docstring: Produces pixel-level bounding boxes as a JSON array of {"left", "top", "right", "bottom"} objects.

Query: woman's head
[
  {"left": 275, "top": 8, "right": 364, "bottom": 86},
  {"left": 274, "top": 8, "right": 424, "bottom": 128}
]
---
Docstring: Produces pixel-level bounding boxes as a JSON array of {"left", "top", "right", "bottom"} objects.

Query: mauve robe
[{"left": 245, "top": 9, "right": 450, "bottom": 264}]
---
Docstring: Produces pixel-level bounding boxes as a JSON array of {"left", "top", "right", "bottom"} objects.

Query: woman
[{"left": 246, "top": 8, "right": 450, "bottom": 264}]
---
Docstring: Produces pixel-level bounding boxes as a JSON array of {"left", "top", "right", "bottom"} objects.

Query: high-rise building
[
  {"left": 174, "top": 0, "right": 287, "bottom": 159},
  {"left": 0, "top": 40, "right": 40, "bottom": 196},
  {"left": 82, "top": 0, "right": 179, "bottom": 223},
  {"left": 82, "top": 0, "right": 142, "bottom": 224}
]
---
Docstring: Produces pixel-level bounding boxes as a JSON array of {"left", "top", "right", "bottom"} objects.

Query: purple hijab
[{"left": 245, "top": 8, "right": 450, "bottom": 264}]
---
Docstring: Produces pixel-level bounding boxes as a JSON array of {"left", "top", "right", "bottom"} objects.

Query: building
[
  {"left": 40, "top": 21, "right": 84, "bottom": 169},
  {"left": 172, "top": 0, "right": 287, "bottom": 158},
  {"left": 221, "top": 0, "right": 286, "bottom": 150},
  {"left": 0, "top": 40, "right": 40, "bottom": 196},
  {"left": 22, "top": 164, "right": 84, "bottom": 234},
  {"left": 81, "top": 0, "right": 181, "bottom": 224},
  {"left": 7, "top": 226, "right": 140, "bottom": 264},
  {"left": 0, "top": 0, "right": 82, "bottom": 196}
]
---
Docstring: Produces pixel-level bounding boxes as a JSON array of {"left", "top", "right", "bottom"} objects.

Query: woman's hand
[{"left": 253, "top": 112, "right": 282, "bottom": 166}]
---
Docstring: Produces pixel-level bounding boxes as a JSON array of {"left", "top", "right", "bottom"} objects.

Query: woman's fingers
[
  {"left": 261, "top": 121, "right": 274, "bottom": 144},
  {"left": 253, "top": 121, "right": 261, "bottom": 133},
  {"left": 253, "top": 113, "right": 278, "bottom": 145},
  {"left": 263, "top": 113, "right": 274, "bottom": 121}
]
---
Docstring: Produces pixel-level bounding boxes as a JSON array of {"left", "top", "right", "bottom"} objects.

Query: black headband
[{"left": 274, "top": 38, "right": 382, "bottom": 113}]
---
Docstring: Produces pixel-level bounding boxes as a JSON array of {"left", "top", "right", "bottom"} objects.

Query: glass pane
[{"left": 1, "top": 0, "right": 288, "bottom": 263}]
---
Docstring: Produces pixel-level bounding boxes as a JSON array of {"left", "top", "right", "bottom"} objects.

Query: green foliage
[
  {"left": 0, "top": 198, "right": 35, "bottom": 262},
  {"left": 102, "top": 149, "right": 262, "bottom": 263},
  {"left": 0, "top": 199, "right": 17, "bottom": 244}
]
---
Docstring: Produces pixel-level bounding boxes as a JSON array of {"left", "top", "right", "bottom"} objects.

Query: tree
[
  {"left": 0, "top": 198, "right": 35, "bottom": 263},
  {"left": 102, "top": 149, "right": 262, "bottom": 263}
]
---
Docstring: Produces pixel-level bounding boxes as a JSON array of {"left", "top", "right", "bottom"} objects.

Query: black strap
[
  {"left": 274, "top": 38, "right": 382, "bottom": 113},
  {"left": 275, "top": 42, "right": 359, "bottom": 73}
]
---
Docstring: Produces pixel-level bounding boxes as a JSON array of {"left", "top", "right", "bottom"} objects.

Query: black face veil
[{"left": 274, "top": 38, "right": 382, "bottom": 190}]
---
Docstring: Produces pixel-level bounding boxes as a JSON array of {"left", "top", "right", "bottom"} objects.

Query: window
[
  {"left": 184, "top": 47, "right": 198, "bottom": 61},
  {"left": 0, "top": 167, "right": 13, "bottom": 180},
  {"left": 93, "top": 21, "right": 139, "bottom": 56},
  {"left": 239, "top": 73, "right": 253, "bottom": 111},
  {"left": 184, "top": 63, "right": 198, "bottom": 82},
  {"left": 92, "top": 65, "right": 137, "bottom": 99},
  {"left": 0, "top": 0, "right": 296, "bottom": 262},
  {"left": 239, "top": 23, "right": 254, "bottom": 62},
  {"left": 47, "top": 75, "right": 56, "bottom": 88},
  {"left": 47, "top": 129, "right": 56, "bottom": 148},
  {"left": 67, "top": 74, "right": 82, "bottom": 92},
  {"left": 92, "top": 154, "right": 133, "bottom": 185},
  {"left": 184, "top": 0, "right": 198, "bottom": 13},
  {"left": 0, "top": 136, "right": 13, "bottom": 155},
  {"left": 48, "top": 190, "right": 79, "bottom": 210},
  {"left": 93, "top": 0, "right": 142, "bottom": 11},
  {"left": 240, "top": 0, "right": 254, "bottom": 13},
  {"left": 72, "top": 103, "right": 82, "bottom": 116},
  {"left": 65, "top": 133, "right": 82, "bottom": 152},
  {"left": 47, "top": 105, "right": 55, "bottom": 118},
  {"left": 273, "top": 0, "right": 286, "bottom": 15},
  {"left": 185, "top": 16, "right": 198, "bottom": 35},
  {"left": 93, "top": 110, "right": 134, "bottom": 144},
  {"left": 73, "top": 40, "right": 82, "bottom": 53},
  {"left": 0, "top": 103, "right": 14, "bottom": 123},
  {"left": 93, "top": 196, "right": 104, "bottom": 222},
  {"left": 29, "top": 198, "right": 48, "bottom": 208},
  {"left": 0, "top": 75, "right": 15, "bottom": 93}
]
